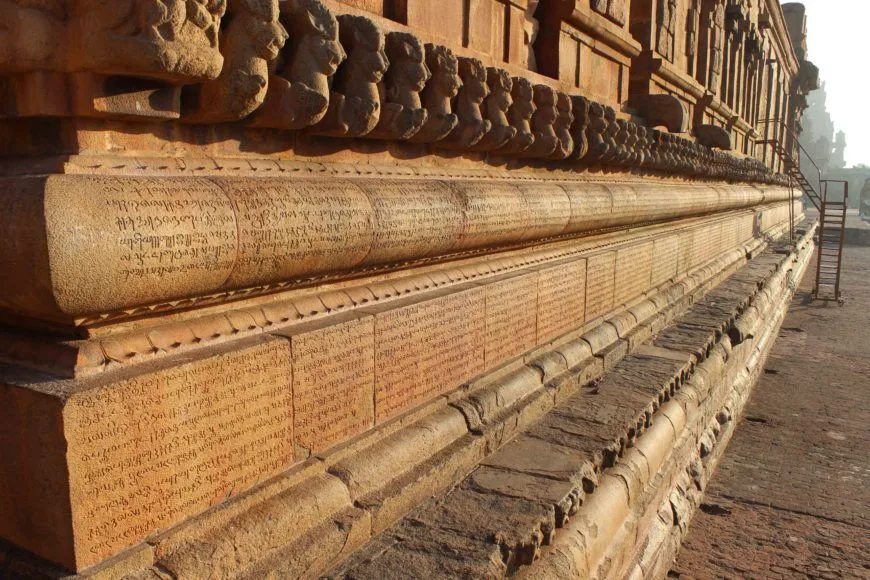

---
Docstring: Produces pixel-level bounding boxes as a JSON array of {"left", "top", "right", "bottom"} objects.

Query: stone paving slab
[{"left": 671, "top": 246, "right": 870, "bottom": 579}]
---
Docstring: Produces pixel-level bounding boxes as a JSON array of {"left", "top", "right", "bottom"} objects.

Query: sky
[{"left": 796, "top": 0, "right": 870, "bottom": 166}]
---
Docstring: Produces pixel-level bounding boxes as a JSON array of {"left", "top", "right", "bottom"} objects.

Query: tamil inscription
[
  {"left": 224, "top": 179, "right": 374, "bottom": 287},
  {"left": 561, "top": 182, "right": 615, "bottom": 233},
  {"left": 585, "top": 251, "right": 616, "bottom": 321},
  {"left": 356, "top": 180, "right": 463, "bottom": 264},
  {"left": 63, "top": 337, "right": 293, "bottom": 567},
  {"left": 484, "top": 273, "right": 538, "bottom": 368},
  {"left": 514, "top": 183, "right": 572, "bottom": 240},
  {"left": 45, "top": 175, "right": 237, "bottom": 314},
  {"left": 651, "top": 235, "right": 680, "bottom": 288},
  {"left": 373, "top": 288, "right": 485, "bottom": 423},
  {"left": 614, "top": 241, "right": 653, "bottom": 306},
  {"left": 537, "top": 259, "right": 587, "bottom": 343},
  {"left": 452, "top": 182, "right": 534, "bottom": 250},
  {"left": 286, "top": 314, "right": 375, "bottom": 454}
]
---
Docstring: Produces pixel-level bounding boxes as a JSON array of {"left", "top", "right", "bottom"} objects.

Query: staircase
[
  {"left": 757, "top": 120, "right": 846, "bottom": 302},
  {"left": 815, "top": 181, "right": 848, "bottom": 302},
  {"left": 757, "top": 123, "right": 823, "bottom": 211}
]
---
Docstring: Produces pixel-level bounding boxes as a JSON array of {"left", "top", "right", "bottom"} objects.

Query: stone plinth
[
  {"left": 0, "top": 0, "right": 812, "bottom": 575},
  {"left": 0, "top": 200, "right": 797, "bottom": 574},
  {"left": 0, "top": 336, "right": 293, "bottom": 571}
]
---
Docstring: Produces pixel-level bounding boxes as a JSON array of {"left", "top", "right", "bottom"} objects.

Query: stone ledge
[
  {"left": 525, "top": 223, "right": 816, "bottom": 579},
  {"left": 0, "top": 215, "right": 797, "bottom": 577},
  {"left": 325, "top": 223, "right": 814, "bottom": 579},
  {"left": 0, "top": 175, "right": 791, "bottom": 327},
  {"left": 0, "top": 201, "right": 791, "bottom": 379}
]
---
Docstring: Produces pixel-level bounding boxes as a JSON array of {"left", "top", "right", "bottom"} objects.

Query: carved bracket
[
  {"left": 309, "top": 13, "right": 387, "bottom": 138},
  {"left": 630, "top": 93, "right": 688, "bottom": 134},
  {"left": 695, "top": 124, "right": 732, "bottom": 150}
]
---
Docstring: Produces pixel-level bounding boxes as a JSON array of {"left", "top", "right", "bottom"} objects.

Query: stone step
[{"left": 326, "top": 230, "right": 808, "bottom": 579}]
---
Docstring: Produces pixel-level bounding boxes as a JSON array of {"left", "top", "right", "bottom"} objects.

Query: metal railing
[
  {"left": 755, "top": 118, "right": 846, "bottom": 302},
  {"left": 756, "top": 118, "right": 823, "bottom": 209}
]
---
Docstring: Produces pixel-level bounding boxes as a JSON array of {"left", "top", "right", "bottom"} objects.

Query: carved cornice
[
  {"left": 0, "top": 0, "right": 785, "bottom": 185},
  {"left": 555, "top": 0, "right": 643, "bottom": 59}
]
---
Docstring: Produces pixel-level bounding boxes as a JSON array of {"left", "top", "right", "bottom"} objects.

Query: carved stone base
[{"left": 0, "top": 200, "right": 798, "bottom": 573}]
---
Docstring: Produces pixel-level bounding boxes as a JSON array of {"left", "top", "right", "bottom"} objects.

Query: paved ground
[{"left": 670, "top": 245, "right": 870, "bottom": 579}]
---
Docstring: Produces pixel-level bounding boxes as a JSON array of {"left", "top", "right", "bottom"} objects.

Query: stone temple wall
[{"left": 0, "top": 0, "right": 812, "bottom": 577}]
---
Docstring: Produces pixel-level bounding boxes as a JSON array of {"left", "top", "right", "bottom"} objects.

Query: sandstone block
[
  {"left": 276, "top": 313, "right": 375, "bottom": 455},
  {"left": 0, "top": 336, "right": 293, "bottom": 571},
  {"left": 368, "top": 287, "right": 486, "bottom": 423},
  {"left": 483, "top": 272, "right": 539, "bottom": 368},
  {"left": 585, "top": 251, "right": 616, "bottom": 321},
  {"left": 537, "top": 259, "right": 588, "bottom": 343}
]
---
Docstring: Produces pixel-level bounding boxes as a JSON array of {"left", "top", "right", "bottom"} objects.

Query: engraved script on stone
[
  {"left": 45, "top": 176, "right": 237, "bottom": 315},
  {"left": 223, "top": 178, "right": 374, "bottom": 288},
  {"left": 585, "top": 251, "right": 616, "bottom": 321},
  {"left": 372, "top": 288, "right": 485, "bottom": 423},
  {"left": 537, "top": 260, "right": 587, "bottom": 343},
  {"left": 286, "top": 314, "right": 374, "bottom": 453},
  {"left": 614, "top": 241, "right": 653, "bottom": 307},
  {"left": 484, "top": 274, "right": 538, "bottom": 368},
  {"left": 63, "top": 338, "right": 293, "bottom": 566},
  {"left": 651, "top": 235, "right": 680, "bottom": 288},
  {"left": 355, "top": 179, "right": 463, "bottom": 264}
]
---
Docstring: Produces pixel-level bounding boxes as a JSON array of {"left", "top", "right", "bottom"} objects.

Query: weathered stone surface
[
  {"left": 585, "top": 251, "right": 617, "bottom": 321},
  {"left": 407, "top": 486, "right": 556, "bottom": 568},
  {"left": 482, "top": 435, "right": 593, "bottom": 483},
  {"left": 328, "top": 520, "right": 507, "bottom": 579},
  {"left": 330, "top": 237, "right": 810, "bottom": 580},
  {"left": 484, "top": 273, "right": 538, "bottom": 368},
  {"left": 0, "top": 337, "right": 293, "bottom": 570},
  {"left": 278, "top": 313, "right": 375, "bottom": 454},
  {"left": 370, "top": 288, "right": 486, "bottom": 423},
  {"left": 0, "top": 176, "right": 793, "bottom": 325},
  {"left": 153, "top": 471, "right": 356, "bottom": 579},
  {"left": 537, "top": 259, "right": 587, "bottom": 343}
]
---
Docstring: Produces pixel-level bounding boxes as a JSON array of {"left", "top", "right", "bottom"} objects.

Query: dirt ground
[{"left": 670, "top": 244, "right": 870, "bottom": 579}]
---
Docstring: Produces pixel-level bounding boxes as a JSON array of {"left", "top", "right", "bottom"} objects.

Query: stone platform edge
[
  {"left": 520, "top": 222, "right": 817, "bottom": 579},
  {"left": 0, "top": 215, "right": 797, "bottom": 578}
]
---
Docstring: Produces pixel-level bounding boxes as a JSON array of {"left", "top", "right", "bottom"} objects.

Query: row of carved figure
[{"left": 0, "top": 0, "right": 784, "bottom": 183}]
